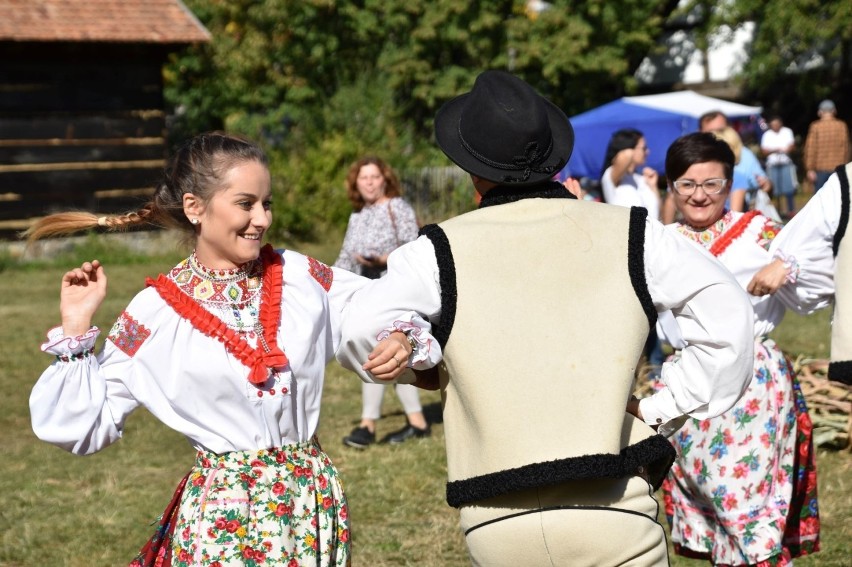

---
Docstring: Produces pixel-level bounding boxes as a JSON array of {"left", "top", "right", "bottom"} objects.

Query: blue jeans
[{"left": 815, "top": 170, "right": 833, "bottom": 192}]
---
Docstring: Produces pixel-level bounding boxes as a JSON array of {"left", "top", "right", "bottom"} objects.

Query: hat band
[{"left": 457, "top": 125, "right": 557, "bottom": 183}]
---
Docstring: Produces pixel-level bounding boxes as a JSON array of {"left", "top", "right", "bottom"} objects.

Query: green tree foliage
[
  {"left": 164, "top": 0, "right": 680, "bottom": 239},
  {"left": 689, "top": 0, "right": 852, "bottom": 132}
]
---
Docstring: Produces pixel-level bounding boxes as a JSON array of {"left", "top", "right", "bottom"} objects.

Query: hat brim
[{"left": 434, "top": 91, "right": 574, "bottom": 186}]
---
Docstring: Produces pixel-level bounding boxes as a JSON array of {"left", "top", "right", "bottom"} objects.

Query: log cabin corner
[{"left": 0, "top": 0, "right": 210, "bottom": 238}]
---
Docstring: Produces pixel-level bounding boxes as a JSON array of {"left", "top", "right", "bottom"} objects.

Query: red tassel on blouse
[{"left": 147, "top": 244, "right": 287, "bottom": 384}]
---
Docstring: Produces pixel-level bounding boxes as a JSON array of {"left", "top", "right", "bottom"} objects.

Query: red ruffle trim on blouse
[
  {"left": 146, "top": 244, "right": 287, "bottom": 384},
  {"left": 709, "top": 210, "right": 760, "bottom": 257}
]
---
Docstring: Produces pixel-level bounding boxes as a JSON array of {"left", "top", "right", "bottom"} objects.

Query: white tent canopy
[{"left": 623, "top": 91, "right": 762, "bottom": 118}]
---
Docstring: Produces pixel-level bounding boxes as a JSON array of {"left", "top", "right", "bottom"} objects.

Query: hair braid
[{"left": 23, "top": 132, "right": 268, "bottom": 243}]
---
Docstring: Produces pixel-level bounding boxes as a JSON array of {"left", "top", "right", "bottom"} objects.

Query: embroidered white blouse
[
  {"left": 336, "top": 216, "right": 755, "bottom": 437},
  {"left": 30, "top": 249, "right": 435, "bottom": 456},
  {"left": 664, "top": 211, "right": 787, "bottom": 340},
  {"left": 767, "top": 173, "right": 840, "bottom": 314}
]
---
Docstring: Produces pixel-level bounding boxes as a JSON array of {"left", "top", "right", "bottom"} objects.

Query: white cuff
[
  {"left": 376, "top": 319, "right": 435, "bottom": 368},
  {"left": 41, "top": 325, "right": 100, "bottom": 356}
]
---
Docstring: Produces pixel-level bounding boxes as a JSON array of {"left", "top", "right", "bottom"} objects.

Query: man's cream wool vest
[{"left": 420, "top": 191, "right": 675, "bottom": 508}]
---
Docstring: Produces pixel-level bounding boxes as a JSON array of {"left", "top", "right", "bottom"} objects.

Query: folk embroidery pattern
[
  {"left": 308, "top": 256, "right": 333, "bottom": 292},
  {"left": 107, "top": 311, "right": 152, "bottom": 357}
]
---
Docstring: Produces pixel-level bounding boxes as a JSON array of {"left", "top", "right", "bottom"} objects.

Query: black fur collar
[{"left": 478, "top": 180, "right": 577, "bottom": 209}]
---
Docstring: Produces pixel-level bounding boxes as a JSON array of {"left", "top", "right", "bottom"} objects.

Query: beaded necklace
[{"left": 169, "top": 252, "right": 263, "bottom": 333}]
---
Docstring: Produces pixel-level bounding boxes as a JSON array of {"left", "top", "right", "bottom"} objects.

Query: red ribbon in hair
[{"left": 148, "top": 244, "right": 288, "bottom": 384}]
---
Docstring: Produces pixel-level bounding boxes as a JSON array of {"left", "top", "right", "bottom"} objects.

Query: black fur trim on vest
[
  {"left": 419, "top": 224, "right": 457, "bottom": 349},
  {"left": 628, "top": 207, "right": 657, "bottom": 328},
  {"left": 828, "top": 360, "right": 852, "bottom": 385},
  {"left": 833, "top": 163, "right": 849, "bottom": 258},
  {"left": 445, "top": 434, "right": 676, "bottom": 508},
  {"left": 830, "top": 164, "right": 852, "bottom": 384}
]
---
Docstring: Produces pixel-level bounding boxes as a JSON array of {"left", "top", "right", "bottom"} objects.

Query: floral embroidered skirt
[
  {"left": 654, "top": 339, "right": 820, "bottom": 566},
  {"left": 134, "top": 440, "right": 351, "bottom": 566}
]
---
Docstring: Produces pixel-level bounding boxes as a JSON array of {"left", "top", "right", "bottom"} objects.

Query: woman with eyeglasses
[
  {"left": 654, "top": 132, "right": 820, "bottom": 566},
  {"left": 600, "top": 128, "right": 661, "bottom": 220}
]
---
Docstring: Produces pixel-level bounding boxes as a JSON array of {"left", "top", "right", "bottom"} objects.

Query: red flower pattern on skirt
[
  {"left": 164, "top": 441, "right": 350, "bottom": 566},
  {"left": 654, "top": 339, "right": 820, "bottom": 566}
]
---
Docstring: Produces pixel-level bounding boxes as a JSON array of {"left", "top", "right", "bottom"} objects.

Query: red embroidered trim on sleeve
[
  {"left": 307, "top": 256, "right": 333, "bottom": 291},
  {"left": 107, "top": 311, "right": 152, "bottom": 357}
]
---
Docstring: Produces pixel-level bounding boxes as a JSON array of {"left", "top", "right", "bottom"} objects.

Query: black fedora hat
[{"left": 434, "top": 70, "right": 574, "bottom": 186}]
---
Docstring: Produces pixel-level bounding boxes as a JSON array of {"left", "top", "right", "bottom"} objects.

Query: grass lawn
[{"left": 0, "top": 233, "right": 849, "bottom": 566}]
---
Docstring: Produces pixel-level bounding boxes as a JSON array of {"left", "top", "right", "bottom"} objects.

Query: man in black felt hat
[{"left": 338, "top": 70, "right": 754, "bottom": 565}]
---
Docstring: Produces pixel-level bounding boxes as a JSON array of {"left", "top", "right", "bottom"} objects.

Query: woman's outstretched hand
[
  {"left": 363, "top": 331, "right": 413, "bottom": 381},
  {"left": 60, "top": 260, "right": 107, "bottom": 336}
]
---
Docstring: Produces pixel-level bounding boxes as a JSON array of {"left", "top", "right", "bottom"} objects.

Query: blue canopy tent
[{"left": 562, "top": 91, "right": 763, "bottom": 182}]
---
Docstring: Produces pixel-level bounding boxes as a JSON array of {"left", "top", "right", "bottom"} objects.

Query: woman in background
[
  {"left": 335, "top": 156, "right": 431, "bottom": 448},
  {"left": 600, "top": 128, "right": 661, "bottom": 220}
]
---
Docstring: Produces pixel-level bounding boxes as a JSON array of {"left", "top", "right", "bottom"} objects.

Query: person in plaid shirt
[{"left": 803, "top": 99, "right": 850, "bottom": 191}]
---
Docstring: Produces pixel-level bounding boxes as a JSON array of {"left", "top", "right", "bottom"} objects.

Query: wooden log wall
[{"left": 0, "top": 42, "right": 171, "bottom": 239}]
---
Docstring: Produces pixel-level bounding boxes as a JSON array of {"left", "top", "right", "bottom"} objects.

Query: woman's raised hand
[
  {"left": 60, "top": 260, "right": 107, "bottom": 336},
  {"left": 641, "top": 167, "right": 659, "bottom": 190}
]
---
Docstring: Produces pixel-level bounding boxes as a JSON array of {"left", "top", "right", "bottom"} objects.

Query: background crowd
[{"left": 577, "top": 99, "right": 849, "bottom": 226}]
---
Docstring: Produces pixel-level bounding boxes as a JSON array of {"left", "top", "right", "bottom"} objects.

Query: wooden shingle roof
[{"left": 0, "top": 0, "right": 210, "bottom": 43}]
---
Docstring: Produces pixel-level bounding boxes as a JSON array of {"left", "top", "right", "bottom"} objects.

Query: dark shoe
[
  {"left": 381, "top": 422, "right": 431, "bottom": 444},
  {"left": 343, "top": 426, "right": 375, "bottom": 449}
]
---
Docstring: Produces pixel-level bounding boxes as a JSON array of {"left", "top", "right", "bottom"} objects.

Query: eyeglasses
[{"left": 671, "top": 178, "right": 728, "bottom": 195}]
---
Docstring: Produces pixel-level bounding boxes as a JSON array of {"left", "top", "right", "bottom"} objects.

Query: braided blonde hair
[{"left": 24, "top": 132, "right": 269, "bottom": 242}]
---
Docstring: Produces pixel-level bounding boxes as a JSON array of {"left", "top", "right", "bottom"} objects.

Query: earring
[{"left": 190, "top": 218, "right": 199, "bottom": 225}]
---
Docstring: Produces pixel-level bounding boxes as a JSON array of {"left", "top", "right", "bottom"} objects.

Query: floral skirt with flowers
[
  {"left": 653, "top": 338, "right": 820, "bottom": 566},
  {"left": 134, "top": 439, "right": 351, "bottom": 567}
]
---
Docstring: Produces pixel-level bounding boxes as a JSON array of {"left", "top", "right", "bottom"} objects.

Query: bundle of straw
[{"left": 793, "top": 357, "right": 851, "bottom": 451}]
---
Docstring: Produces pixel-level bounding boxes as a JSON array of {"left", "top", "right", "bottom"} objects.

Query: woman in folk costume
[
  {"left": 656, "top": 132, "right": 820, "bottom": 566},
  {"left": 26, "top": 132, "right": 419, "bottom": 566},
  {"left": 749, "top": 161, "right": 852, "bottom": 385}
]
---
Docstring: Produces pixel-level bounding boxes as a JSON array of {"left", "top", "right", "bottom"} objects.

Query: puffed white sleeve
[
  {"left": 769, "top": 173, "right": 839, "bottom": 314},
  {"left": 30, "top": 323, "right": 141, "bottom": 455},
  {"left": 336, "top": 235, "right": 443, "bottom": 383},
  {"left": 638, "top": 218, "right": 755, "bottom": 436}
]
